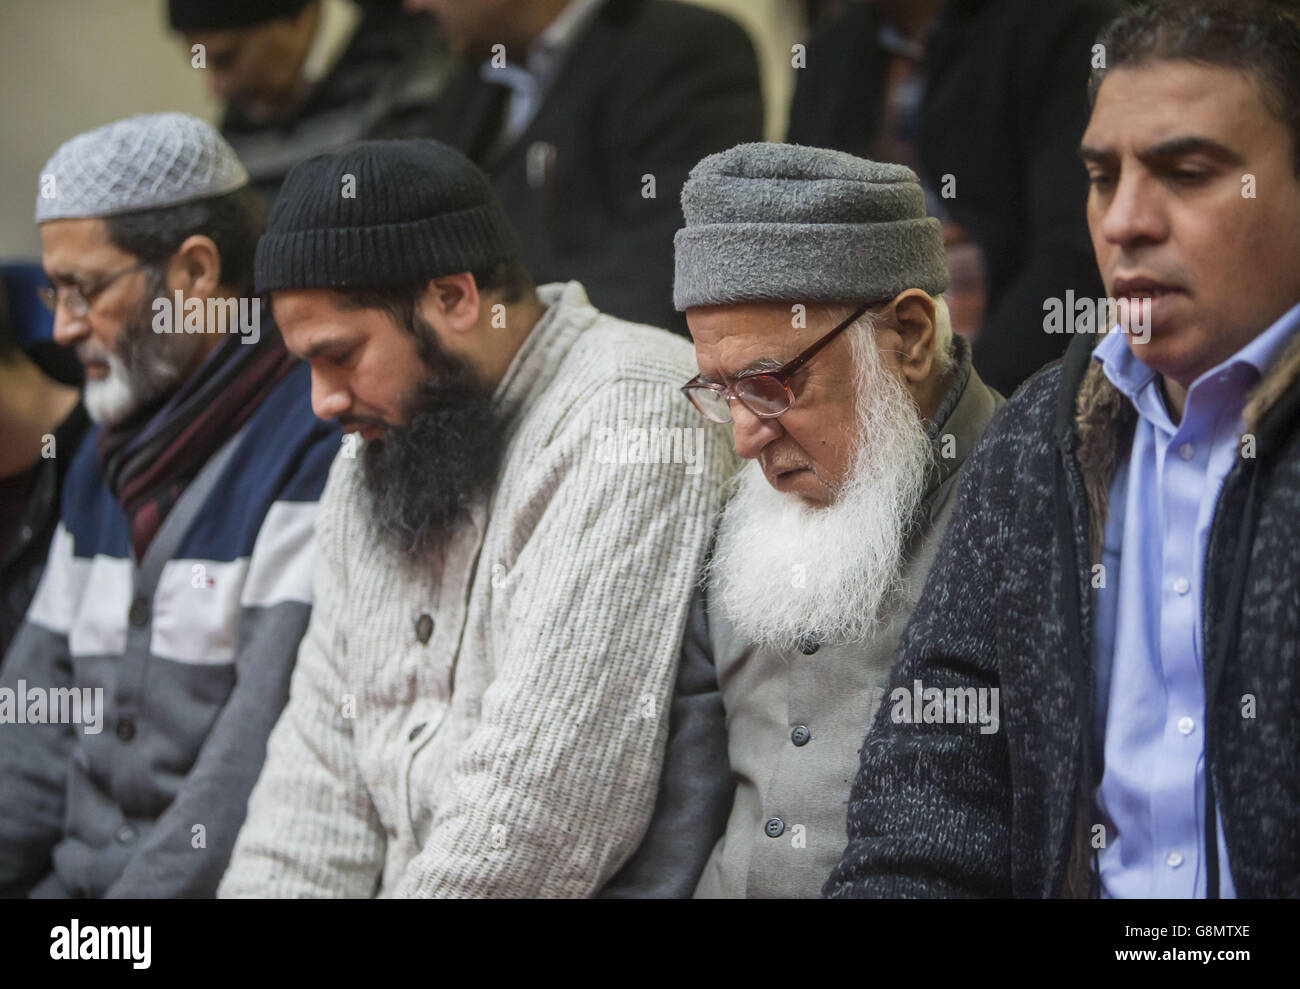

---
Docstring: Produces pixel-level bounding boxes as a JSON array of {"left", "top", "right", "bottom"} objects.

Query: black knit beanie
[
  {"left": 168, "top": 0, "right": 313, "bottom": 31},
  {"left": 255, "top": 139, "right": 523, "bottom": 294}
]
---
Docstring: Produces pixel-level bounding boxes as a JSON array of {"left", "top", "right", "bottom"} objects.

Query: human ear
[{"left": 887, "top": 289, "right": 938, "bottom": 385}]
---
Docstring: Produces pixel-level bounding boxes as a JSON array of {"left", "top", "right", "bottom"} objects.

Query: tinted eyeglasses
[{"left": 681, "top": 303, "right": 871, "bottom": 424}]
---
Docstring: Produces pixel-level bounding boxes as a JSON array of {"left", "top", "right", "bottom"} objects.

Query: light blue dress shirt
[
  {"left": 1091, "top": 301, "right": 1300, "bottom": 898},
  {"left": 478, "top": 0, "right": 607, "bottom": 158}
]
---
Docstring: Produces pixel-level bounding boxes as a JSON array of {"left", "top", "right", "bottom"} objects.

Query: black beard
[{"left": 360, "top": 345, "right": 507, "bottom": 563}]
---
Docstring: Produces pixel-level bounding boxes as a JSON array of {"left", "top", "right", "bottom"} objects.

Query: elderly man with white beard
[{"left": 663, "top": 143, "right": 1005, "bottom": 898}]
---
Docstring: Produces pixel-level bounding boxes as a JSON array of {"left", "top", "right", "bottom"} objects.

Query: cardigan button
[
  {"left": 797, "top": 635, "right": 819, "bottom": 655},
  {"left": 415, "top": 613, "right": 434, "bottom": 644},
  {"left": 791, "top": 725, "right": 811, "bottom": 747},
  {"left": 764, "top": 817, "right": 785, "bottom": 838}
]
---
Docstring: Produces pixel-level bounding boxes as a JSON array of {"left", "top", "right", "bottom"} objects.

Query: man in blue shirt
[{"left": 828, "top": 0, "right": 1300, "bottom": 898}]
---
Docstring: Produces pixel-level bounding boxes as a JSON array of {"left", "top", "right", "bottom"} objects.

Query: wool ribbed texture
[
  {"left": 255, "top": 139, "right": 522, "bottom": 292},
  {"left": 219, "top": 282, "right": 737, "bottom": 898},
  {"left": 168, "top": 0, "right": 311, "bottom": 31}
]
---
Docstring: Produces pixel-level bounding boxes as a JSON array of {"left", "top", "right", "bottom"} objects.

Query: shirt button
[
  {"left": 408, "top": 722, "right": 426, "bottom": 742},
  {"left": 790, "top": 725, "right": 811, "bottom": 746},
  {"left": 128, "top": 596, "right": 150, "bottom": 627},
  {"left": 1173, "top": 577, "right": 1190, "bottom": 595},
  {"left": 764, "top": 817, "right": 785, "bottom": 838},
  {"left": 1178, "top": 442, "right": 1195, "bottom": 461},
  {"left": 115, "top": 824, "right": 136, "bottom": 844},
  {"left": 1178, "top": 716, "right": 1195, "bottom": 735},
  {"left": 115, "top": 717, "right": 135, "bottom": 742},
  {"left": 415, "top": 613, "right": 434, "bottom": 644},
  {"left": 1166, "top": 850, "right": 1184, "bottom": 868}
]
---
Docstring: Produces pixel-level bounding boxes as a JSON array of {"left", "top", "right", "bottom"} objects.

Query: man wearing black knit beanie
[
  {"left": 218, "top": 138, "right": 737, "bottom": 898},
  {"left": 166, "top": 0, "right": 450, "bottom": 205}
]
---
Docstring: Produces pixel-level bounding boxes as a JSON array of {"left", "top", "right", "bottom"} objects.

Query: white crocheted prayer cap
[{"left": 35, "top": 112, "right": 249, "bottom": 223}]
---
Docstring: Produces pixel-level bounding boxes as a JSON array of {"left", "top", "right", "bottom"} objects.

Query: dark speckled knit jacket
[{"left": 825, "top": 326, "right": 1300, "bottom": 898}]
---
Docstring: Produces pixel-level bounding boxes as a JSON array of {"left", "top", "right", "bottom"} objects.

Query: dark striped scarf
[{"left": 98, "top": 320, "right": 298, "bottom": 561}]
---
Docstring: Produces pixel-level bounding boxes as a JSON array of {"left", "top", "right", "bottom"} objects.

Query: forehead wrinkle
[
  {"left": 690, "top": 302, "right": 806, "bottom": 382},
  {"left": 699, "top": 354, "right": 786, "bottom": 385},
  {"left": 1090, "top": 64, "right": 1266, "bottom": 143},
  {"left": 43, "top": 254, "right": 128, "bottom": 285}
]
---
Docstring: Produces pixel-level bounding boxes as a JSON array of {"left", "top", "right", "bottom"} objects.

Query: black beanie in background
[
  {"left": 168, "top": 0, "right": 314, "bottom": 32},
  {"left": 254, "top": 139, "right": 524, "bottom": 294}
]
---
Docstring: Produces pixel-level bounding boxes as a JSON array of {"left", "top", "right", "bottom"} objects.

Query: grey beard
[
  {"left": 81, "top": 269, "right": 204, "bottom": 427},
  {"left": 706, "top": 331, "right": 934, "bottom": 652}
]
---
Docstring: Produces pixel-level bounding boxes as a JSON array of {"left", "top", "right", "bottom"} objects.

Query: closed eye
[{"left": 1169, "top": 167, "right": 1212, "bottom": 184}]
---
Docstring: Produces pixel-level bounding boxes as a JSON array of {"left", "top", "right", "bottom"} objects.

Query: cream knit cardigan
[{"left": 218, "top": 282, "right": 735, "bottom": 898}]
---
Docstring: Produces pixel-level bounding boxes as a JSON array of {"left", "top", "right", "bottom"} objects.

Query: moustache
[
  {"left": 338, "top": 414, "right": 390, "bottom": 431},
  {"left": 76, "top": 339, "right": 113, "bottom": 364}
]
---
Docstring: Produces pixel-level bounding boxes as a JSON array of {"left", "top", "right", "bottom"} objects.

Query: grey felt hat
[
  {"left": 34, "top": 112, "right": 249, "bottom": 223},
  {"left": 673, "top": 142, "right": 948, "bottom": 310}
]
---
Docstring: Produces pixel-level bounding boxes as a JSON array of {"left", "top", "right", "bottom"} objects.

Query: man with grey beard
[
  {"left": 0, "top": 113, "right": 337, "bottom": 898},
  {"left": 663, "top": 143, "right": 1004, "bottom": 898}
]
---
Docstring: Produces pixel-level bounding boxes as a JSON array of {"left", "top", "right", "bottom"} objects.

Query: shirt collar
[
  {"left": 477, "top": 0, "right": 604, "bottom": 95},
  {"left": 490, "top": 281, "right": 599, "bottom": 430},
  {"left": 1229, "top": 298, "right": 1300, "bottom": 378},
  {"left": 532, "top": 0, "right": 605, "bottom": 61},
  {"left": 1096, "top": 299, "right": 1300, "bottom": 401},
  {"left": 1093, "top": 327, "right": 1155, "bottom": 405},
  {"left": 299, "top": 0, "right": 362, "bottom": 88}
]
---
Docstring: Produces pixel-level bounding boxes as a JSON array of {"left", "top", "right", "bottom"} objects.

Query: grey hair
[{"left": 820, "top": 292, "right": 955, "bottom": 380}]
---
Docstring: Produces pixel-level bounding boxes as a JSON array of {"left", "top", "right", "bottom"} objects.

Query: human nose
[
  {"left": 729, "top": 399, "right": 783, "bottom": 461},
  {"left": 51, "top": 296, "right": 90, "bottom": 347},
  {"left": 310, "top": 367, "right": 351, "bottom": 422},
  {"left": 1099, "top": 168, "right": 1169, "bottom": 249}
]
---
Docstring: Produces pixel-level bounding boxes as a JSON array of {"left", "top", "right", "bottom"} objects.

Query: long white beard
[{"left": 706, "top": 330, "right": 935, "bottom": 652}]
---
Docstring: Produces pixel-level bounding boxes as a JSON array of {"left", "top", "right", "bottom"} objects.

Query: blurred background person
[
  {"left": 788, "top": 0, "right": 1122, "bottom": 395},
  {"left": 404, "top": 0, "right": 765, "bottom": 334},
  {"left": 0, "top": 279, "right": 89, "bottom": 660},
  {"left": 167, "top": 0, "right": 452, "bottom": 205}
]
